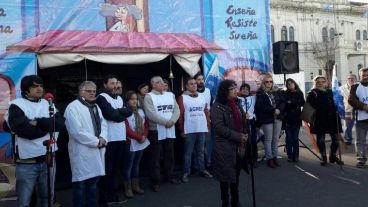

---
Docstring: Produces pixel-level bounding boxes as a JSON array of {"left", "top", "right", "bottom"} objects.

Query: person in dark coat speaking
[{"left": 210, "top": 79, "right": 248, "bottom": 207}]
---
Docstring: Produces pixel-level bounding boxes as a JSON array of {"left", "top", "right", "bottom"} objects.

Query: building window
[
  {"left": 271, "top": 25, "right": 275, "bottom": 43},
  {"left": 281, "top": 26, "right": 287, "bottom": 41},
  {"left": 322, "top": 27, "right": 328, "bottom": 42},
  {"left": 329, "top": 28, "right": 335, "bottom": 39},
  {"left": 289, "top": 26, "right": 295, "bottom": 41},
  {"left": 364, "top": 30, "right": 367, "bottom": 40},
  {"left": 356, "top": 30, "right": 361, "bottom": 40},
  {"left": 318, "top": 69, "right": 322, "bottom": 75}
]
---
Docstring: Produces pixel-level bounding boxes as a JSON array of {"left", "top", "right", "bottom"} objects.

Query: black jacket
[
  {"left": 282, "top": 89, "right": 305, "bottom": 127},
  {"left": 255, "top": 88, "right": 286, "bottom": 125},
  {"left": 96, "top": 91, "right": 133, "bottom": 122},
  {"left": 7, "top": 101, "right": 65, "bottom": 140},
  {"left": 307, "top": 89, "right": 342, "bottom": 134},
  {"left": 210, "top": 101, "right": 247, "bottom": 183}
]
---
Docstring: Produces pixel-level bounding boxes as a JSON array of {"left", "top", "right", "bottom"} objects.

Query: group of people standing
[
  {"left": 4, "top": 73, "right": 217, "bottom": 207},
  {"left": 6, "top": 68, "right": 368, "bottom": 207}
]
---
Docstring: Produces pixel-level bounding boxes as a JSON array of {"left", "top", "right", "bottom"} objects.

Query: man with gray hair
[
  {"left": 144, "top": 76, "right": 181, "bottom": 192},
  {"left": 64, "top": 81, "right": 108, "bottom": 207},
  {"left": 340, "top": 74, "right": 357, "bottom": 145},
  {"left": 349, "top": 68, "right": 368, "bottom": 168}
]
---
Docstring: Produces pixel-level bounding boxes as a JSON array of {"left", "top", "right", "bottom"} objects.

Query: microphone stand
[
  {"left": 244, "top": 97, "right": 256, "bottom": 207},
  {"left": 43, "top": 103, "right": 55, "bottom": 207}
]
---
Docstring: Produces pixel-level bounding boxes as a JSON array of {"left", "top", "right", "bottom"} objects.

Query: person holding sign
[
  {"left": 122, "top": 90, "right": 149, "bottom": 198},
  {"left": 177, "top": 77, "right": 212, "bottom": 183},
  {"left": 143, "top": 76, "right": 181, "bottom": 192}
]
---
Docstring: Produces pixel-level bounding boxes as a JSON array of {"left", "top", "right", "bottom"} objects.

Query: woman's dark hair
[
  {"left": 21, "top": 75, "right": 43, "bottom": 97},
  {"left": 193, "top": 72, "right": 203, "bottom": 80},
  {"left": 103, "top": 74, "right": 118, "bottom": 84},
  {"left": 137, "top": 83, "right": 149, "bottom": 91},
  {"left": 216, "top": 79, "right": 237, "bottom": 104},
  {"left": 184, "top": 77, "right": 195, "bottom": 86},
  {"left": 124, "top": 90, "right": 137, "bottom": 103},
  {"left": 285, "top": 78, "right": 300, "bottom": 91},
  {"left": 240, "top": 83, "right": 250, "bottom": 91}
]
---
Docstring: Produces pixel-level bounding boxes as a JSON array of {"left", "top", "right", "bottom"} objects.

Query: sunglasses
[{"left": 265, "top": 81, "right": 273, "bottom": 83}]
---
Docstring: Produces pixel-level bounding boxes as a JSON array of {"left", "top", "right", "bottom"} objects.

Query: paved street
[{"left": 2, "top": 131, "right": 368, "bottom": 207}]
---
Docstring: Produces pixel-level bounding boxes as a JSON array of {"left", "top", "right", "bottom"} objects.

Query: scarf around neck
[
  {"left": 78, "top": 97, "right": 101, "bottom": 137},
  {"left": 227, "top": 98, "right": 243, "bottom": 133}
]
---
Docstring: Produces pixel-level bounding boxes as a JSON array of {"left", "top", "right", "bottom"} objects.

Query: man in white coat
[{"left": 64, "top": 81, "right": 108, "bottom": 207}]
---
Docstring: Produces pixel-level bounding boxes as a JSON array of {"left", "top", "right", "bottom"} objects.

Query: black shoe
[
  {"left": 320, "top": 155, "right": 328, "bottom": 166},
  {"left": 345, "top": 142, "right": 352, "bottom": 146},
  {"left": 199, "top": 170, "right": 213, "bottom": 178},
  {"left": 329, "top": 155, "right": 344, "bottom": 165},
  {"left": 169, "top": 178, "right": 181, "bottom": 185},
  {"left": 356, "top": 162, "right": 365, "bottom": 168}
]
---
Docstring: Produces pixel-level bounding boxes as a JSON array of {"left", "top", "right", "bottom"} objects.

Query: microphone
[{"left": 44, "top": 93, "right": 54, "bottom": 107}]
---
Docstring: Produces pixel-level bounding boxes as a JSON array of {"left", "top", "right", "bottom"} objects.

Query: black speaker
[{"left": 272, "top": 41, "right": 299, "bottom": 74}]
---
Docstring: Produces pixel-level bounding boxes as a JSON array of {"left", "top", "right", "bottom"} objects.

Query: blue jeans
[
  {"left": 285, "top": 126, "right": 300, "bottom": 159},
  {"left": 73, "top": 177, "right": 100, "bottom": 207},
  {"left": 345, "top": 119, "right": 354, "bottom": 143},
  {"left": 16, "top": 162, "right": 48, "bottom": 207},
  {"left": 122, "top": 143, "right": 144, "bottom": 181},
  {"left": 261, "top": 120, "right": 282, "bottom": 159},
  {"left": 183, "top": 133, "right": 206, "bottom": 174}
]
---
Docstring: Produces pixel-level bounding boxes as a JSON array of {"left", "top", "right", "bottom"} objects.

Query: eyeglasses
[
  {"left": 84, "top": 90, "right": 96, "bottom": 93},
  {"left": 228, "top": 87, "right": 237, "bottom": 91},
  {"left": 265, "top": 81, "right": 273, "bottom": 83}
]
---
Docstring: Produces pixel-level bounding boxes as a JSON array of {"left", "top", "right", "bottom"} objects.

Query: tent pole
[{"left": 84, "top": 58, "right": 88, "bottom": 80}]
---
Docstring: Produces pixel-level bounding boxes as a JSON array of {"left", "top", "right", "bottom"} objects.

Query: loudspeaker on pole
[{"left": 272, "top": 41, "right": 299, "bottom": 74}]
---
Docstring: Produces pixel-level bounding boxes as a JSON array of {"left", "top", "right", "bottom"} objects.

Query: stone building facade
[{"left": 270, "top": 0, "right": 368, "bottom": 91}]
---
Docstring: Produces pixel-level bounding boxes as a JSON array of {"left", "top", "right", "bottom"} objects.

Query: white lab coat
[{"left": 64, "top": 99, "right": 108, "bottom": 182}]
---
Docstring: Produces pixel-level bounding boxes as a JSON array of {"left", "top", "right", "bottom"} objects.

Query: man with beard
[
  {"left": 96, "top": 75, "right": 132, "bottom": 205},
  {"left": 349, "top": 68, "right": 368, "bottom": 168},
  {"left": 194, "top": 73, "right": 214, "bottom": 170}
]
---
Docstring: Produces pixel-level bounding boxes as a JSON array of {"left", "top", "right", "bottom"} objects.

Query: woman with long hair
[
  {"left": 122, "top": 90, "right": 149, "bottom": 198},
  {"left": 137, "top": 83, "right": 149, "bottom": 108},
  {"left": 211, "top": 79, "right": 248, "bottom": 207},
  {"left": 282, "top": 78, "right": 305, "bottom": 162},
  {"left": 255, "top": 74, "right": 285, "bottom": 168},
  {"left": 307, "top": 76, "right": 343, "bottom": 166}
]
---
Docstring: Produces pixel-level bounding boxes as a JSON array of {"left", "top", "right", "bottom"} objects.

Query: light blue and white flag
[
  {"left": 332, "top": 64, "right": 345, "bottom": 118},
  {"left": 204, "top": 53, "right": 221, "bottom": 98}
]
